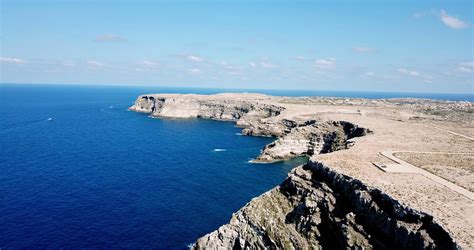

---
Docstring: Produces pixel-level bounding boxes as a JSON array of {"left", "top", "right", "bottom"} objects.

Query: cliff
[
  {"left": 129, "top": 93, "right": 468, "bottom": 249},
  {"left": 193, "top": 162, "right": 459, "bottom": 249}
]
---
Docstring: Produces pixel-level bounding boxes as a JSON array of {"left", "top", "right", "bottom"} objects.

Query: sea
[{"left": 0, "top": 83, "right": 472, "bottom": 248}]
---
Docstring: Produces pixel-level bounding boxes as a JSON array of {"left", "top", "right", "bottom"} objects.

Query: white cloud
[
  {"left": 226, "top": 70, "right": 240, "bottom": 75},
  {"left": 186, "top": 55, "right": 203, "bottom": 62},
  {"left": 456, "top": 61, "right": 474, "bottom": 73},
  {"left": 295, "top": 55, "right": 306, "bottom": 61},
  {"left": 62, "top": 60, "right": 76, "bottom": 68},
  {"left": 398, "top": 68, "right": 420, "bottom": 76},
  {"left": 397, "top": 68, "right": 433, "bottom": 82},
  {"left": 314, "top": 58, "right": 336, "bottom": 70},
  {"left": 0, "top": 57, "right": 27, "bottom": 65},
  {"left": 260, "top": 61, "right": 276, "bottom": 69},
  {"left": 352, "top": 47, "right": 377, "bottom": 53},
  {"left": 188, "top": 68, "right": 201, "bottom": 74},
  {"left": 95, "top": 34, "right": 126, "bottom": 42},
  {"left": 362, "top": 71, "right": 375, "bottom": 77},
  {"left": 87, "top": 60, "right": 105, "bottom": 68},
  {"left": 248, "top": 60, "right": 277, "bottom": 69},
  {"left": 440, "top": 10, "right": 469, "bottom": 29},
  {"left": 134, "top": 60, "right": 159, "bottom": 72},
  {"left": 458, "top": 67, "right": 472, "bottom": 73},
  {"left": 138, "top": 60, "right": 159, "bottom": 67}
]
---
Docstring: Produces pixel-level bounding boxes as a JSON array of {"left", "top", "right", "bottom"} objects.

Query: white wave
[
  {"left": 248, "top": 159, "right": 271, "bottom": 164},
  {"left": 47, "top": 118, "right": 53, "bottom": 121},
  {"left": 213, "top": 148, "right": 226, "bottom": 152},
  {"left": 235, "top": 133, "right": 242, "bottom": 135}
]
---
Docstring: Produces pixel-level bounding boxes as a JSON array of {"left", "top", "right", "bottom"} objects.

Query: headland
[{"left": 129, "top": 93, "right": 473, "bottom": 249}]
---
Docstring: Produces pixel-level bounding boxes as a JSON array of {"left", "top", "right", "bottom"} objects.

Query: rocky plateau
[{"left": 129, "top": 93, "right": 470, "bottom": 249}]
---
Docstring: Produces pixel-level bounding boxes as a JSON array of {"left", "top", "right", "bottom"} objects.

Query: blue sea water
[
  {"left": 0, "top": 84, "right": 307, "bottom": 249},
  {"left": 0, "top": 83, "right": 472, "bottom": 248}
]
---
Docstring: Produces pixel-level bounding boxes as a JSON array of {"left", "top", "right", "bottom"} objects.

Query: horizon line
[{"left": 1, "top": 82, "right": 473, "bottom": 96}]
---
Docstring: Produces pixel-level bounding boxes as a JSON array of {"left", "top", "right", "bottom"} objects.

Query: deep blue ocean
[{"left": 0, "top": 84, "right": 472, "bottom": 248}]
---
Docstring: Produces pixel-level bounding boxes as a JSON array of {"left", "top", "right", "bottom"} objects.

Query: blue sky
[{"left": 1, "top": 0, "right": 473, "bottom": 93}]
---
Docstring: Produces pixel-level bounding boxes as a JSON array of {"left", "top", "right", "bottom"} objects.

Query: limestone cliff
[
  {"left": 129, "top": 94, "right": 284, "bottom": 121},
  {"left": 193, "top": 162, "right": 459, "bottom": 249},
  {"left": 130, "top": 93, "right": 461, "bottom": 249}
]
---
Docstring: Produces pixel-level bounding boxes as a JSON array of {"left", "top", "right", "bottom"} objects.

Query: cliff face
[
  {"left": 193, "top": 162, "right": 460, "bottom": 249},
  {"left": 129, "top": 94, "right": 368, "bottom": 163},
  {"left": 129, "top": 94, "right": 284, "bottom": 120},
  {"left": 129, "top": 93, "right": 461, "bottom": 249},
  {"left": 253, "top": 121, "right": 369, "bottom": 163}
]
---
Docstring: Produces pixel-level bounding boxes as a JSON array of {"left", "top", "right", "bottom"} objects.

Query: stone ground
[
  {"left": 265, "top": 98, "right": 474, "bottom": 248},
  {"left": 133, "top": 93, "right": 474, "bottom": 248}
]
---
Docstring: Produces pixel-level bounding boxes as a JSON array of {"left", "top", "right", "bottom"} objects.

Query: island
[{"left": 129, "top": 93, "right": 473, "bottom": 249}]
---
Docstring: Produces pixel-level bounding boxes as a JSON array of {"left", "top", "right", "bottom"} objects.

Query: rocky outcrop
[
  {"left": 253, "top": 121, "right": 369, "bottom": 163},
  {"left": 129, "top": 94, "right": 284, "bottom": 121},
  {"left": 193, "top": 161, "right": 460, "bottom": 249}
]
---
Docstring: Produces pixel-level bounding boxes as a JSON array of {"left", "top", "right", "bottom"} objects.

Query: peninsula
[{"left": 129, "top": 93, "right": 473, "bottom": 249}]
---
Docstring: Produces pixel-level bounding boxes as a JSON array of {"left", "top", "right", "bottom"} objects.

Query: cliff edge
[{"left": 129, "top": 93, "right": 473, "bottom": 249}]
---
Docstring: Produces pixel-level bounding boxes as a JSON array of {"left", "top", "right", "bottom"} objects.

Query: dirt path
[
  {"left": 376, "top": 151, "right": 474, "bottom": 200},
  {"left": 418, "top": 124, "right": 474, "bottom": 141}
]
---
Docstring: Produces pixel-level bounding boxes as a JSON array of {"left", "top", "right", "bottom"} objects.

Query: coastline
[{"left": 130, "top": 92, "right": 473, "bottom": 248}]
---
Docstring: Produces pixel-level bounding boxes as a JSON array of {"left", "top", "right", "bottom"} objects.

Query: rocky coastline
[
  {"left": 193, "top": 161, "right": 459, "bottom": 249},
  {"left": 129, "top": 93, "right": 370, "bottom": 163},
  {"left": 129, "top": 93, "right": 464, "bottom": 249}
]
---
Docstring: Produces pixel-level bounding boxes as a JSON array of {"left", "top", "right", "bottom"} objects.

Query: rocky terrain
[
  {"left": 194, "top": 162, "right": 459, "bottom": 249},
  {"left": 129, "top": 93, "right": 473, "bottom": 249}
]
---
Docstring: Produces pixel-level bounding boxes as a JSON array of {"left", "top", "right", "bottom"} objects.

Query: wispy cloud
[
  {"left": 414, "top": 9, "right": 469, "bottom": 30},
  {"left": 361, "top": 71, "right": 375, "bottom": 77},
  {"left": 457, "top": 61, "right": 474, "bottom": 73},
  {"left": 95, "top": 34, "right": 127, "bottom": 42},
  {"left": 440, "top": 10, "right": 469, "bottom": 29},
  {"left": 138, "top": 60, "right": 159, "bottom": 67},
  {"left": 248, "top": 60, "right": 277, "bottom": 69},
  {"left": 87, "top": 60, "right": 105, "bottom": 68},
  {"left": 398, "top": 68, "right": 420, "bottom": 76},
  {"left": 295, "top": 55, "right": 306, "bottom": 61},
  {"left": 62, "top": 60, "right": 76, "bottom": 68},
  {"left": 186, "top": 55, "right": 204, "bottom": 62},
  {"left": 260, "top": 61, "right": 276, "bottom": 69},
  {"left": 188, "top": 68, "right": 201, "bottom": 74},
  {"left": 314, "top": 58, "right": 336, "bottom": 70},
  {"left": 397, "top": 68, "right": 433, "bottom": 83},
  {"left": 352, "top": 47, "right": 377, "bottom": 53},
  {"left": 0, "top": 56, "right": 27, "bottom": 65},
  {"left": 134, "top": 60, "right": 160, "bottom": 72}
]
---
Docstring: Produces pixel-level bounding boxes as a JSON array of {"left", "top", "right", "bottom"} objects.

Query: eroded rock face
[
  {"left": 253, "top": 121, "right": 369, "bottom": 163},
  {"left": 193, "top": 162, "right": 460, "bottom": 250},
  {"left": 129, "top": 94, "right": 284, "bottom": 120}
]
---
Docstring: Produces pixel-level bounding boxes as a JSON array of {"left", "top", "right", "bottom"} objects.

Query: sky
[{"left": 0, "top": 0, "right": 473, "bottom": 93}]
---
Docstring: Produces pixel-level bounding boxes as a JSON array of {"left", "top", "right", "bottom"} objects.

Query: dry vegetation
[{"left": 394, "top": 152, "right": 474, "bottom": 191}]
